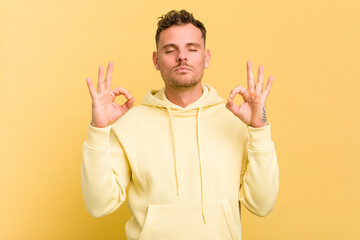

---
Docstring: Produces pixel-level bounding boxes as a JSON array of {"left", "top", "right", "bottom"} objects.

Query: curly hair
[{"left": 155, "top": 10, "right": 207, "bottom": 48}]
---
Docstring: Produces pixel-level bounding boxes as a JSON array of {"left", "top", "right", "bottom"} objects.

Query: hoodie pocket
[{"left": 138, "top": 200, "right": 239, "bottom": 240}]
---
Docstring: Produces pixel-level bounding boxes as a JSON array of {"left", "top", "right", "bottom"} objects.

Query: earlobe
[
  {"left": 152, "top": 51, "right": 160, "bottom": 70},
  {"left": 204, "top": 49, "right": 211, "bottom": 69}
]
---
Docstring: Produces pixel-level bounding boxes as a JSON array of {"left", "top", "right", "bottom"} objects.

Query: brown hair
[{"left": 155, "top": 10, "right": 207, "bottom": 48}]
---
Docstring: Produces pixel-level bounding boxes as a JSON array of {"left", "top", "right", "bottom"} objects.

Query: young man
[{"left": 82, "top": 10, "right": 279, "bottom": 240}]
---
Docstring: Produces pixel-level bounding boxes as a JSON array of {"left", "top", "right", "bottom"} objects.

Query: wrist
[
  {"left": 250, "top": 122, "right": 268, "bottom": 128},
  {"left": 247, "top": 123, "right": 273, "bottom": 149},
  {"left": 251, "top": 106, "right": 267, "bottom": 128},
  {"left": 90, "top": 121, "right": 109, "bottom": 128}
]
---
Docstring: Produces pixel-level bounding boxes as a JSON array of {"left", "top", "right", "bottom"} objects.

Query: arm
[
  {"left": 81, "top": 124, "right": 131, "bottom": 217},
  {"left": 226, "top": 61, "right": 279, "bottom": 216},
  {"left": 81, "top": 61, "right": 135, "bottom": 217},
  {"left": 239, "top": 124, "right": 279, "bottom": 216}
]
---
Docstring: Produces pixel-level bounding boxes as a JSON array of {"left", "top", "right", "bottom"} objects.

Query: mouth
[{"left": 174, "top": 66, "right": 192, "bottom": 73}]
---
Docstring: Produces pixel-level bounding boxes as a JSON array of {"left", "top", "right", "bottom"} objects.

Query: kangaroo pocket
[{"left": 138, "top": 199, "right": 239, "bottom": 240}]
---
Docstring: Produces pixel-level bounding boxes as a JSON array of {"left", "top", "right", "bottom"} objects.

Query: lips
[{"left": 173, "top": 66, "right": 192, "bottom": 72}]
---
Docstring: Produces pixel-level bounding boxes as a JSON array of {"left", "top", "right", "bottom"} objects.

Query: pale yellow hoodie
[{"left": 81, "top": 84, "right": 279, "bottom": 240}]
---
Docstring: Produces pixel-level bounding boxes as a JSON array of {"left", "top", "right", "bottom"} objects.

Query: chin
[{"left": 168, "top": 78, "right": 201, "bottom": 88}]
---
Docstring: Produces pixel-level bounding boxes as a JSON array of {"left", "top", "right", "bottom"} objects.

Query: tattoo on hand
[{"left": 262, "top": 107, "right": 267, "bottom": 123}]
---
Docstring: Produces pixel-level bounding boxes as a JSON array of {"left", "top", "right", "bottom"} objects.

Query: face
[{"left": 153, "top": 23, "right": 210, "bottom": 89}]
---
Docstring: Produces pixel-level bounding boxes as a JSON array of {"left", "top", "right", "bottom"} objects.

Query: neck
[{"left": 164, "top": 82, "right": 203, "bottom": 108}]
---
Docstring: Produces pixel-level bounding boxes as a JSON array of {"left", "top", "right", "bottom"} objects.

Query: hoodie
[{"left": 81, "top": 84, "right": 279, "bottom": 240}]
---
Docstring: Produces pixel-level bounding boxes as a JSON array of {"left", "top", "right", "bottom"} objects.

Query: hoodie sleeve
[
  {"left": 238, "top": 124, "right": 279, "bottom": 217},
  {"left": 81, "top": 123, "right": 131, "bottom": 218}
]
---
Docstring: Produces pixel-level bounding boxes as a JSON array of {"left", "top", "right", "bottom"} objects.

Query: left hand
[{"left": 226, "top": 60, "right": 274, "bottom": 128}]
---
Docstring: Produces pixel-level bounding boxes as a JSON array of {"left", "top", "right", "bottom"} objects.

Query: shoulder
[
  {"left": 121, "top": 105, "right": 150, "bottom": 119},
  {"left": 205, "top": 103, "right": 242, "bottom": 121},
  {"left": 203, "top": 103, "right": 248, "bottom": 131},
  {"left": 111, "top": 105, "right": 146, "bottom": 128},
  {"left": 111, "top": 105, "right": 163, "bottom": 130}
]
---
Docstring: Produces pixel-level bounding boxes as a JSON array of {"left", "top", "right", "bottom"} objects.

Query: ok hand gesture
[
  {"left": 226, "top": 61, "right": 274, "bottom": 128},
  {"left": 86, "top": 61, "right": 135, "bottom": 128}
]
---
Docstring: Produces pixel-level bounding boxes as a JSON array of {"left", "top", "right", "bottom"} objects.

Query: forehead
[{"left": 158, "top": 23, "right": 204, "bottom": 48}]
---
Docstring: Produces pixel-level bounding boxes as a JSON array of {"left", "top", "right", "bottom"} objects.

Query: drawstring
[
  {"left": 166, "top": 106, "right": 206, "bottom": 223},
  {"left": 166, "top": 106, "right": 180, "bottom": 195},
  {"left": 196, "top": 107, "right": 206, "bottom": 223}
]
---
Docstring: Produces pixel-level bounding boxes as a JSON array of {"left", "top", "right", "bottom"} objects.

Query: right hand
[{"left": 86, "top": 61, "right": 135, "bottom": 128}]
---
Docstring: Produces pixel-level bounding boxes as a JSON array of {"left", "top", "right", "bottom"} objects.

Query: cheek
[
  {"left": 158, "top": 57, "right": 174, "bottom": 69},
  {"left": 193, "top": 53, "right": 206, "bottom": 64},
  {"left": 193, "top": 57, "right": 206, "bottom": 69}
]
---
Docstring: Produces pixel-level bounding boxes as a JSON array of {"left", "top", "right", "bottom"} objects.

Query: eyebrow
[
  {"left": 186, "top": 42, "right": 201, "bottom": 48},
  {"left": 161, "top": 42, "right": 202, "bottom": 50}
]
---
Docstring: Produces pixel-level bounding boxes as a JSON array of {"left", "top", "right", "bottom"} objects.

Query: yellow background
[{"left": 1, "top": 0, "right": 359, "bottom": 239}]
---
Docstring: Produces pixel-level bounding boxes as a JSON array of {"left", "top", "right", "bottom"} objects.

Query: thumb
[
  {"left": 226, "top": 98, "right": 238, "bottom": 116},
  {"left": 126, "top": 97, "right": 135, "bottom": 109}
]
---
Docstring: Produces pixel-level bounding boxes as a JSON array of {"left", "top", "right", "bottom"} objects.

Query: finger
[
  {"left": 229, "top": 85, "right": 247, "bottom": 99},
  {"left": 97, "top": 65, "right": 105, "bottom": 93},
  {"left": 113, "top": 87, "right": 132, "bottom": 100},
  {"left": 120, "top": 97, "right": 135, "bottom": 113},
  {"left": 264, "top": 76, "right": 274, "bottom": 96},
  {"left": 247, "top": 60, "right": 255, "bottom": 90},
  {"left": 86, "top": 77, "right": 97, "bottom": 100},
  {"left": 226, "top": 97, "right": 239, "bottom": 116},
  {"left": 105, "top": 61, "right": 113, "bottom": 91},
  {"left": 125, "top": 97, "right": 136, "bottom": 109},
  {"left": 255, "top": 65, "right": 264, "bottom": 93}
]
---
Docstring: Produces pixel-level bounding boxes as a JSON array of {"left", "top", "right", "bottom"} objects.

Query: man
[{"left": 81, "top": 10, "right": 279, "bottom": 240}]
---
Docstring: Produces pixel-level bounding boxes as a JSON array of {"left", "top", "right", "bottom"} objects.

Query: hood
[
  {"left": 142, "top": 84, "right": 224, "bottom": 112},
  {"left": 142, "top": 84, "right": 225, "bottom": 223}
]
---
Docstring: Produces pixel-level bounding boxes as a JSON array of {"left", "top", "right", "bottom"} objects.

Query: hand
[
  {"left": 226, "top": 60, "right": 274, "bottom": 128},
  {"left": 86, "top": 61, "right": 135, "bottom": 128}
]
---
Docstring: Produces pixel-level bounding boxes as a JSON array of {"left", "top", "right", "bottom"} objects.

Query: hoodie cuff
[
  {"left": 247, "top": 123, "right": 273, "bottom": 149},
  {"left": 84, "top": 123, "right": 111, "bottom": 150}
]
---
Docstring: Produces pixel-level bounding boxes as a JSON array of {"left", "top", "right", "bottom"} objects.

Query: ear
[
  {"left": 204, "top": 49, "right": 210, "bottom": 69},
  {"left": 152, "top": 51, "right": 160, "bottom": 70}
]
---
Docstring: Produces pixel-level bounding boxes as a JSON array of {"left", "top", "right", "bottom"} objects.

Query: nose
[{"left": 176, "top": 50, "right": 187, "bottom": 62}]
